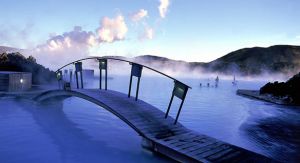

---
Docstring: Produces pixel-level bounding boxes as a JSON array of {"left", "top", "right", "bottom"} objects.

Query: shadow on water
[
  {"left": 14, "top": 98, "right": 172, "bottom": 163},
  {"left": 240, "top": 103, "right": 300, "bottom": 162}
]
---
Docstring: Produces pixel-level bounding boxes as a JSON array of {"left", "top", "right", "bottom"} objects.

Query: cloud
[
  {"left": 140, "top": 27, "right": 154, "bottom": 40},
  {"left": 32, "top": 26, "right": 96, "bottom": 68},
  {"left": 39, "top": 26, "right": 96, "bottom": 51},
  {"left": 0, "top": 23, "right": 35, "bottom": 48},
  {"left": 30, "top": 14, "right": 131, "bottom": 69},
  {"left": 158, "top": 0, "right": 170, "bottom": 18},
  {"left": 97, "top": 15, "right": 128, "bottom": 43},
  {"left": 131, "top": 9, "right": 148, "bottom": 22}
]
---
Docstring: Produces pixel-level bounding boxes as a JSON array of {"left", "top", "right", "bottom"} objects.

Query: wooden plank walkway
[{"left": 34, "top": 89, "right": 274, "bottom": 162}]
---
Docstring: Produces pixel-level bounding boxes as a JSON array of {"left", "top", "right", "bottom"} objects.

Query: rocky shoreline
[{"left": 236, "top": 89, "right": 297, "bottom": 106}]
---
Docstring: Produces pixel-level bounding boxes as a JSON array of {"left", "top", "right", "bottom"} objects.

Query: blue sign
[
  {"left": 99, "top": 59, "right": 107, "bottom": 70},
  {"left": 56, "top": 71, "right": 63, "bottom": 81},
  {"left": 131, "top": 63, "right": 143, "bottom": 77},
  {"left": 173, "top": 81, "right": 188, "bottom": 100},
  {"left": 75, "top": 62, "right": 82, "bottom": 72}
]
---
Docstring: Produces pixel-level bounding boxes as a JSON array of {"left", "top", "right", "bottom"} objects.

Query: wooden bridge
[{"left": 34, "top": 57, "right": 273, "bottom": 162}]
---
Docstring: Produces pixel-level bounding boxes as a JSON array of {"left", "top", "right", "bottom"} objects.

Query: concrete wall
[
  {"left": 0, "top": 74, "right": 9, "bottom": 91},
  {"left": 82, "top": 69, "right": 94, "bottom": 79},
  {"left": 0, "top": 72, "right": 32, "bottom": 92}
]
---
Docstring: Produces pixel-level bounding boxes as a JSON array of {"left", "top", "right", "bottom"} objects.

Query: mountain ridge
[{"left": 1, "top": 45, "right": 300, "bottom": 76}]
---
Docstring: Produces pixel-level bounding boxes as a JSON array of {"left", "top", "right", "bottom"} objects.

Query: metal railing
[{"left": 55, "top": 57, "right": 192, "bottom": 124}]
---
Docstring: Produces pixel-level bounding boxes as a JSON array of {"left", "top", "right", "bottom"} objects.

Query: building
[
  {"left": 82, "top": 69, "right": 94, "bottom": 78},
  {"left": 0, "top": 71, "right": 32, "bottom": 92}
]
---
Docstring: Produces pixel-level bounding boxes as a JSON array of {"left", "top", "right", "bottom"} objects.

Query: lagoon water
[{"left": 0, "top": 75, "right": 299, "bottom": 162}]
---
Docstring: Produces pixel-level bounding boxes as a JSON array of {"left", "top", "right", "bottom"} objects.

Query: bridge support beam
[{"left": 141, "top": 137, "right": 199, "bottom": 162}]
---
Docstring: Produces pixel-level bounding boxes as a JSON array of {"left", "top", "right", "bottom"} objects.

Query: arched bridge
[{"left": 34, "top": 57, "right": 272, "bottom": 162}]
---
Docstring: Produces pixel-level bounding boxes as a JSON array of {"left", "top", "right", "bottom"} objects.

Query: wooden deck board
[{"left": 34, "top": 89, "right": 273, "bottom": 162}]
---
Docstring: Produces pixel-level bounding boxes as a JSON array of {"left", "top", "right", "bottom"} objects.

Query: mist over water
[{"left": 60, "top": 57, "right": 294, "bottom": 84}]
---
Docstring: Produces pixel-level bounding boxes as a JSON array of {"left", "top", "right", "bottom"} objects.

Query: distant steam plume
[
  {"left": 97, "top": 15, "right": 128, "bottom": 43},
  {"left": 140, "top": 27, "right": 154, "bottom": 40},
  {"left": 32, "top": 15, "right": 129, "bottom": 69},
  {"left": 158, "top": 0, "right": 170, "bottom": 18},
  {"left": 130, "top": 9, "right": 148, "bottom": 22}
]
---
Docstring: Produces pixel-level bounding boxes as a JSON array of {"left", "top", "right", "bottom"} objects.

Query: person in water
[
  {"left": 215, "top": 76, "right": 219, "bottom": 87},
  {"left": 232, "top": 75, "right": 237, "bottom": 85}
]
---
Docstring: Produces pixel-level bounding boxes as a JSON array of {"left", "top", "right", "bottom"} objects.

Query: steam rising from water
[{"left": 59, "top": 56, "right": 293, "bottom": 83}]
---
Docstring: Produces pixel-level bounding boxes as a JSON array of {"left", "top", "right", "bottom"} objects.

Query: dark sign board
[
  {"left": 75, "top": 62, "right": 82, "bottom": 72},
  {"left": 56, "top": 71, "right": 63, "bottom": 81},
  {"left": 173, "top": 81, "right": 188, "bottom": 100},
  {"left": 99, "top": 59, "right": 107, "bottom": 70},
  {"left": 131, "top": 63, "right": 143, "bottom": 77}
]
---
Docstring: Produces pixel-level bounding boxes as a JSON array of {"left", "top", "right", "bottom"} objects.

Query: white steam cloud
[
  {"left": 33, "top": 26, "right": 94, "bottom": 69},
  {"left": 131, "top": 9, "right": 148, "bottom": 22},
  {"left": 97, "top": 15, "right": 128, "bottom": 43},
  {"left": 32, "top": 15, "right": 129, "bottom": 69},
  {"left": 140, "top": 27, "right": 154, "bottom": 40},
  {"left": 6, "top": 2, "right": 172, "bottom": 69},
  {"left": 38, "top": 26, "right": 96, "bottom": 51},
  {"left": 158, "top": 0, "right": 170, "bottom": 18}
]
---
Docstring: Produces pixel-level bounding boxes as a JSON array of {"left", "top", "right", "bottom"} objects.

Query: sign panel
[
  {"left": 75, "top": 62, "right": 82, "bottom": 72},
  {"left": 99, "top": 59, "right": 107, "bottom": 70},
  {"left": 131, "top": 63, "right": 143, "bottom": 77},
  {"left": 56, "top": 71, "right": 63, "bottom": 81},
  {"left": 173, "top": 81, "right": 188, "bottom": 100}
]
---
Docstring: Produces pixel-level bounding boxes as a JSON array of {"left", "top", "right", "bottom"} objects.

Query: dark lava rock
[{"left": 260, "top": 72, "right": 300, "bottom": 105}]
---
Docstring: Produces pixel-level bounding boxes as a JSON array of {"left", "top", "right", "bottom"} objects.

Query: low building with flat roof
[
  {"left": 0, "top": 71, "right": 32, "bottom": 92},
  {"left": 82, "top": 69, "right": 94, "bottom": 78}
]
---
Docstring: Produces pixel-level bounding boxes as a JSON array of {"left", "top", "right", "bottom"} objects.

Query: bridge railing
[{"left": 55, "top": 57, "right": 192, "bottom": 124}]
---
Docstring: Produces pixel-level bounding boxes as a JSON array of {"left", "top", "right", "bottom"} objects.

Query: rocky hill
[
  {"left": 1, "top": 45, "right": 300, "bottom": 78},
  {"left": 208, "top": 45, "right": 300, "bottom": 75},
  {"left": 0, "top": 46, "right": 22, "bottom": 54},
  {"left": 0, "top": 52, "right": 56, "bottom": 84},
  {"left": 132, "top": 45, "right": 300, "bottom": 76}
]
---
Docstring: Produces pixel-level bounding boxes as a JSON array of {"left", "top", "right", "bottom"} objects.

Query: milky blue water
[{"left": 0, "top": 75, "right": 299, "bottom": 162}]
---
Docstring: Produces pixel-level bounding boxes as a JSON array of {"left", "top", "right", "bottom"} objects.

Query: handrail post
[
  {"left": 98, "top": 59, "right": 107, "bottom": 90},
  {"left": 80, "top": 71, "right": 83, "bottom": 89},
  {"left": 174, "top": 97, "right": 186, "bottom": 125},
  {"left": 128, "top": 63, "right": 143, "bottom": 101},
  {"left": 69, "top": 69, "right": 73, "bottom": 84},
  {"left": 75, "top": 71, "right": 79, "bottom": 88},
  {"left": 105, "top": 67, "right": 107, "bottom": 90},
  {"left": 74, "top": 62, "right": 83, "bottom": 89},
  {"left": 165, "top": 93, "right": 174, "bottom": 118},
  {"left": 136, "top": 77, "right": 141, "bottom": 101},
  {"left": 64, "top": 69, "right": 68, "bottom": 81},
  {"left": 128, "top": 75, "right": 133, "bottom": 97},
  {"left": 100, "top": 67, "right": 102, "bottom": 89}
]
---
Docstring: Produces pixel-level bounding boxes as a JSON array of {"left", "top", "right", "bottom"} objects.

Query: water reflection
[{"left": 0, "top": 98, "right": 172, "bottom": 163}]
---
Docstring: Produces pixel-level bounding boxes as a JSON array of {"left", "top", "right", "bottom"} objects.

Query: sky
[{"left": 0, "top": 0, "right": 300, "bottom": 64}]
